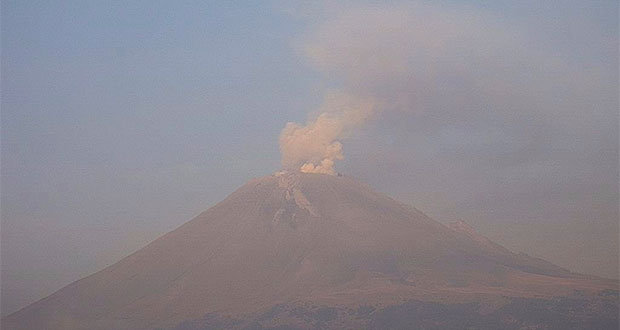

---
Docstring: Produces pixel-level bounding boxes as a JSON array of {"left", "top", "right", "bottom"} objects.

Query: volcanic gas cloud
[
  {"left": 278, "top": 3, "right": 562, "bottom": 175},
  {"left": 279, "top": 92, "right": 373, "bottom": 175}
]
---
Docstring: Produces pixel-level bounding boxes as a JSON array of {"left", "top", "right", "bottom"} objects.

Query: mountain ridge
[{"left": 3, "top": 171, "right": 617, "bottom": 330}]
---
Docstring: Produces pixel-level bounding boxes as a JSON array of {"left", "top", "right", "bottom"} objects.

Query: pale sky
[{"left": 2, "top": 0, "right": 618, "bottom": 316}]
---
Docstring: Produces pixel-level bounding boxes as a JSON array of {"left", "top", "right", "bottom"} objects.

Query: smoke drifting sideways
[
  {"left": 279, "top": 92, "right": 374, "bottom": 175},
  {"left": 278, "top": 2, "right": 616, "bottom": 179},
  {"left": 278, "top": 3, "right": 508, "bottom": 175}
]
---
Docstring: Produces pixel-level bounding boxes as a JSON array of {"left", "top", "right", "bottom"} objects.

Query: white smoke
[
  {"left": 279, "top": 92, "right": 374, "bottom": 174},
  {"left": 278, "top": 3, "right": 501, "bottom": 175},
  {"left": 278, "top": 2, "right": 568, "bottom": 175}
]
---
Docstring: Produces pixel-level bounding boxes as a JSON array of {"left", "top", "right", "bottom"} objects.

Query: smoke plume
[
  {"left": 279, "top": 2, "right": 502, "bottom": 175},
  {"left": 279, "top": 1, "right": 616, "bottom": 186},
  {"left": 279, "top": 92, "right": 373, "bottom": 174}
]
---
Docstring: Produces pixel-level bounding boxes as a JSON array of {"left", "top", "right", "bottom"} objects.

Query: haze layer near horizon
[{"left": 2, "top": 0, "right": 618, "bottom": 317}]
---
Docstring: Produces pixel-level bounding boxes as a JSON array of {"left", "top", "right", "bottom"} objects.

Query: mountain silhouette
[{"left": 3, "top": 172, "right": 618, "bottom": 330}]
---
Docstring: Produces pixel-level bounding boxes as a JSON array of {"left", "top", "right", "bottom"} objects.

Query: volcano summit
[{"left": 3, "top": 172, "right": 618, "bottom": 330}]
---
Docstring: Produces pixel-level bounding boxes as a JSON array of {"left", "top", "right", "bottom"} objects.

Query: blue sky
[{"left": 2, "top": 0, "right": 618, "bottom": 316}]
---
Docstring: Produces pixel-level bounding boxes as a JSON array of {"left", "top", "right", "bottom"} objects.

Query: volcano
[{"left": 3, "top": 172, "right": 618, "bottom": 330}]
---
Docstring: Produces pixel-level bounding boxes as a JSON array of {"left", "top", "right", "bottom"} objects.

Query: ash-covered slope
[{"left": 3, "top": 172, "right": 617, "bottom": 330}]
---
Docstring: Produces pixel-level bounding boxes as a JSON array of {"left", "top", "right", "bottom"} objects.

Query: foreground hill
[{"left": 3, "top": 172, "right": 618, "bottom": 330}]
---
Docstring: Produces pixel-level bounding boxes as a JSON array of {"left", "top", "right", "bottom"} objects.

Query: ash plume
[
  {"left": 279, "top": 91, "right": 373, "bottom": 174},
  {"left": 279, "top": 1, "right": 615, "bottom": 184},
  {"left": 278, "top": 3, "right": 505, "bottom": 175}
]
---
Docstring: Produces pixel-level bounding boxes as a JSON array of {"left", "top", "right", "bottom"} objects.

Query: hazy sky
[{"left": 2, "top": 0, "right": 618, "bottom": 316}]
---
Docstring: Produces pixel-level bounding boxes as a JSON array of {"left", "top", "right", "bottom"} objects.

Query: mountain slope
[{"left": 2, "top": 172, "right": 617, "bottom": 330}]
